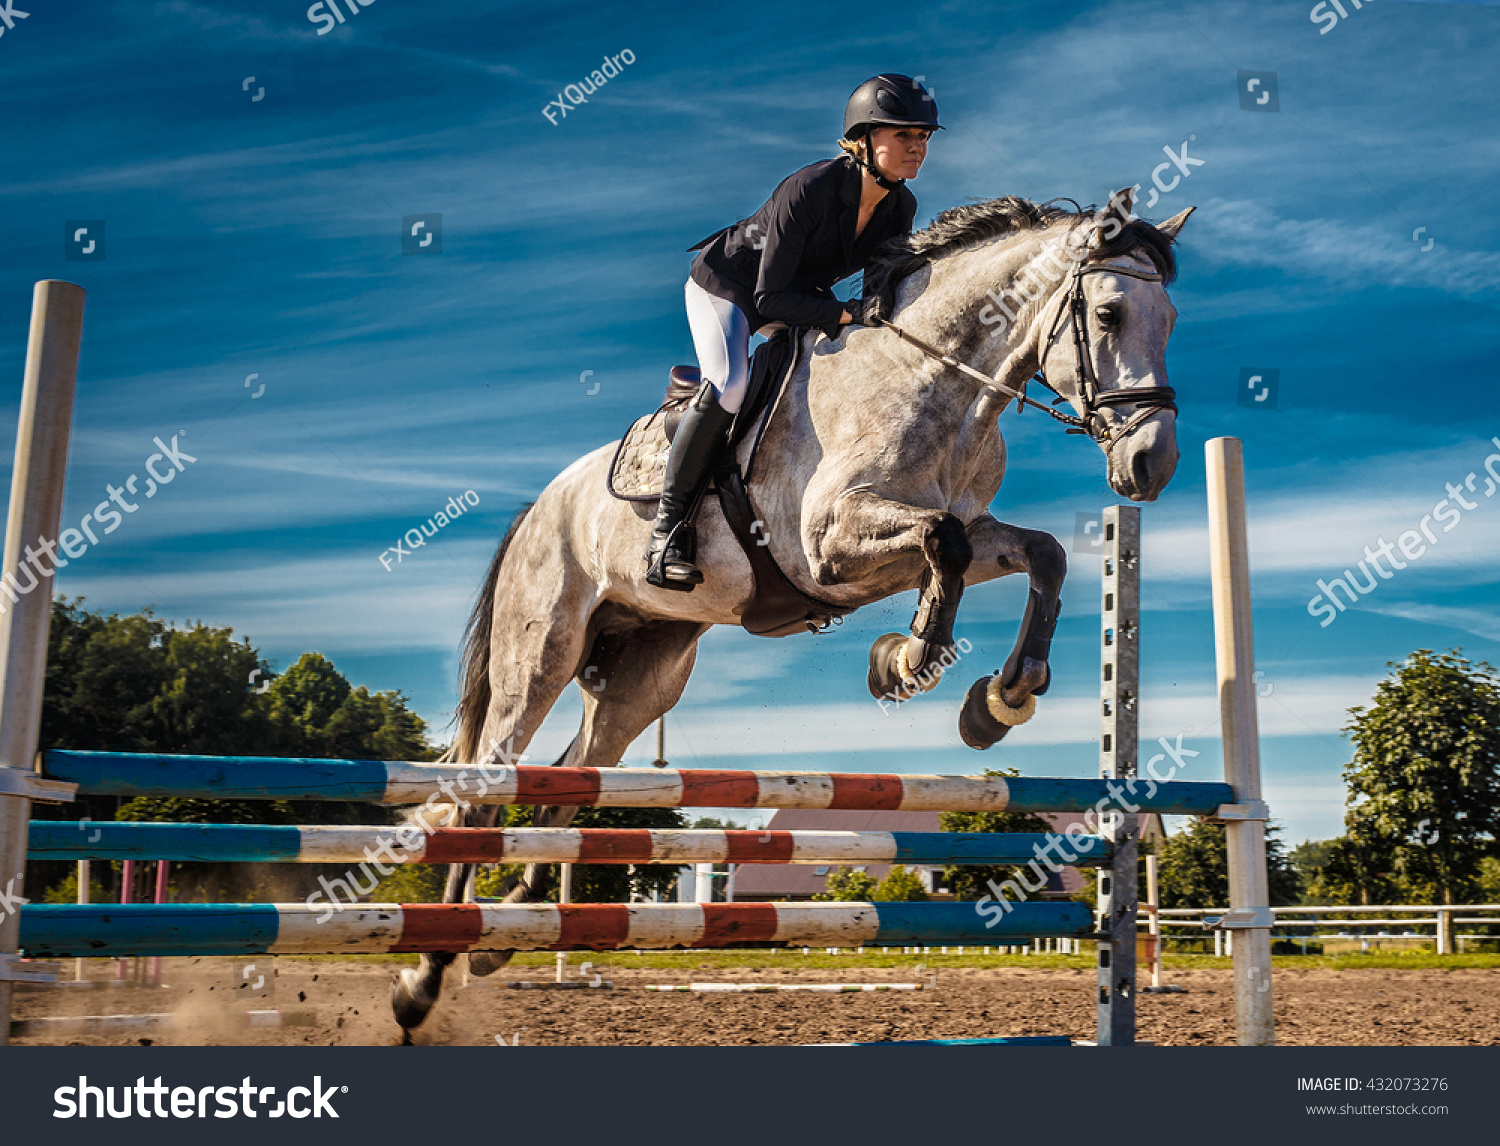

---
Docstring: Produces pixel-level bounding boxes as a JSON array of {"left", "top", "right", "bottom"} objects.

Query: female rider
[{"left": 644, "top": 73, "right": 941, "bottom": 590}]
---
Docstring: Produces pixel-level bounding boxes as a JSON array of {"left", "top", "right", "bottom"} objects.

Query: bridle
[{"left": 871, "top": 258, "right": 1178, "bottom": 455}]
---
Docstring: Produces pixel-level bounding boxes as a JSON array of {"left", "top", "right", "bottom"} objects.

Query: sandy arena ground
[{"left": 11, "top": 959, "right": 1500, "bottom": 1046}]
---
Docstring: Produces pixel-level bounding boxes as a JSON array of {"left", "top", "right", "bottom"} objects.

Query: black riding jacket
[{"left": 687, "top": 153, "right": 918, "bottom": 334}]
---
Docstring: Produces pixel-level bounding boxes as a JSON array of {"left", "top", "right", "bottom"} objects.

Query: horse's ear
[
  {"left": 1156, "top": 206, "right": 1195, "bottom": 241},
  {"left": 1092, "top": 187, "right": 1136, "bottom": 245}
]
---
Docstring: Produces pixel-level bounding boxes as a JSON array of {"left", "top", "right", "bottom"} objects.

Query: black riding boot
[{"left": 645, "top": 383, "right": 736, "bottom": 590}]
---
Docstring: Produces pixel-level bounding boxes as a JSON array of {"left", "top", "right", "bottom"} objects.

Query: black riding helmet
[{"left": 842, "top": 74, "right": 943, "bottom": 190}]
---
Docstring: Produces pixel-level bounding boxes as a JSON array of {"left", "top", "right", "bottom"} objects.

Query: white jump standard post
[
  {"left": 0, "top": 282, "right": 86, "bottom": 1045},
  {"left": 554, "top": 862, "right": 572, "bottom": 984},
  {"left": 1204, "top": 437, "right": 1275, "bottom": 1047},
  {"left": 1096, "top": 505, "right": 1139, "bottom": 1045}
]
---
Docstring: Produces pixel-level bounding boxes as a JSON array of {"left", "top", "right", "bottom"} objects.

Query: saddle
[{"left": 607, "top": 329, "right": 856, "bottom": 638}]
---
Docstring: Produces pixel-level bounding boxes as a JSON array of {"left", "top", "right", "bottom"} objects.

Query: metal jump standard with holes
[
  {"left": 0, "top": 282, "right": 1274, "bottom": 1045},
  {"left": 1096, "top": 504, "right": 1140, "bottom": 1045}
]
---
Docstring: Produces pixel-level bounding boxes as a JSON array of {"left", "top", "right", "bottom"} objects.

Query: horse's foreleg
[
  {"left": 892, "top": 512, "right": 973, "bottom": 688},
  {"left": 811, "top": 491, "right": 973, "bottom": 703},
  {"left": 956, "top": 515, "right": 1066, "bottom": 749}
]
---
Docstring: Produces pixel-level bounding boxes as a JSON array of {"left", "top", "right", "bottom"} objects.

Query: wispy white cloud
[
  {"left": 631, "top": 673, "right": 1376, "bottom": 759},
  {"left": 1361, "top": 602, "right": 1500, "bottom": 643},
  {"left": 1187, "top": 196, "right": 1500, "bottom": 297}
]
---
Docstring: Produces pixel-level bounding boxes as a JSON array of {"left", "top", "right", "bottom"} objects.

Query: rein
[{"left": 871, "top": 259, "right": 1177, "bottom": 453}]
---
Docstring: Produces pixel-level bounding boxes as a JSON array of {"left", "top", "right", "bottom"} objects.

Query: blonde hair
[{"left": 838, "top": 137, "right": 866, "bottom": 160}]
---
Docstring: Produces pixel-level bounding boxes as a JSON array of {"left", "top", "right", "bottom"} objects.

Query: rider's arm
[
  {"left": 860, "top": 190, "right": 918, "bottom": 313},
  {"left": 752, "top": 180, "right": 849, "bottom": 331}
]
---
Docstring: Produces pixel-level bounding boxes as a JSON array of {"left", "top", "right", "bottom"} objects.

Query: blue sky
[{"left": 2, "top": 0, "right": 1498, "bottom": 846}]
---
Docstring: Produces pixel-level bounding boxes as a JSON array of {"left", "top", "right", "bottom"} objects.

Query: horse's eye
[{"left": 1095, "top": 305, "right": 1120, "bottom": 328}]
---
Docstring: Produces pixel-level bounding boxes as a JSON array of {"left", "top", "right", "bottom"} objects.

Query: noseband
[{"left": 871, "top": 258, "right": 1177, "bottom": 455}]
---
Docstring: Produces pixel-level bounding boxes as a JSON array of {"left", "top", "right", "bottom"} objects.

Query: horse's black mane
[{"left": 864, "top": 195, "right": 1178, "bottom": 304}]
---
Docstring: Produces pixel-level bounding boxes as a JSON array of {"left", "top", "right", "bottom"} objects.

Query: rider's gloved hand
[
  {"left": 820, "top": 297, "right": 884, "bottom": 341},
  {"left": 844, "top": 296, "right": 884, "bottom": 326}
]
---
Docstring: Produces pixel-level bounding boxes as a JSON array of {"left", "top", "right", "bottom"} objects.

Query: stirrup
[{"left": 645, "top": 522, "right": 703, "bottom": 591}]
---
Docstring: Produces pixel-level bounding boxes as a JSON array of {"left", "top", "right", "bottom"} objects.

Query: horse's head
[
  {"left": 865, "top": 190, "right": 1193, "bottom": 501},
  {"left": 1028, "top": 189, "right": 1193, "bottom": 502}
]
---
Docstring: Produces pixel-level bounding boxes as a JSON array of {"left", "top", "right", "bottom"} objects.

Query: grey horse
[{"left": 390, "top": 186, "right": 1193, "bottom": 1032}]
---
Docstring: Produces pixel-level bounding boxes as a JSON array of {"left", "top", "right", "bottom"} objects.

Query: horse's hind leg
[
  {"left": 956, "top": 515, "right": 1066, "bottom": 749},
  {"left": 465, "top": 613, "right": 709, "bottom": 975},
  {"left": 389, "top": 568, "right": 595, "bottom": 1033}
]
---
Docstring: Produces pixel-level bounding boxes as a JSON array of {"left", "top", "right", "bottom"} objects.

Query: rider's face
[{"left": 867, "top": 126, "right": 930, "bottom": 182}]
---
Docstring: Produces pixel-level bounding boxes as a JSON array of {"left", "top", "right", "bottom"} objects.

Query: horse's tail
[{"left": 444, "top": 502, "right": 535, "bottom": 765}]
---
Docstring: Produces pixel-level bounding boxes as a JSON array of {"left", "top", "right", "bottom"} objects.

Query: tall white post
[
  {"left": 694, "top": 862, "right": 713, "bottom": 903},
  {"left": 75, "top": 859, "right": 89, "bottom": 981},
  {"left": 1145, "top": 847, "right": 1162, "bottom": 989},
  {"left": 1205, "top": 437, "right": 1275, "bottom": 1046},
  {"left": 0, "top": 282, "right": 85, "bottom": 1043},
  {"left": 652, "top": 716, "right": 667, "bottom": 768},
  {"left": 554, "top": 862, "right": 573, "bottom": 983}
]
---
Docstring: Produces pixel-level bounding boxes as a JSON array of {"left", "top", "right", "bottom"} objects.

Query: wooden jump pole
[
  {"left": 40, "top": 752, "right": 1234, "bottom": 813},
  {"left": 0, "top": 282, "right": 85, "bottom": 1045},
  {"left": 1204, "top": 437, "right": 1275, "bottom": 1046}
]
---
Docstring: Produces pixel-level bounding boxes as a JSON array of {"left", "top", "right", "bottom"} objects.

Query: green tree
[
  {"left": 370, "top": 863, "right": 447, "bottom": 904},
  {"left": 1340, "top": 649, "right": 1500, "bottom": 909},
  {"left": 1478, "top": 857, "right": 1500, "bottom": 902},
  {"left": 938, "top": 769, "right": 1055, "bottom": 899},
  {"left": 115, "top": 652, "right": 438, "bottom": 827},
  {"left": 1156, "top": 819, "right": 1301, "bottom": 909},
  {"left": 1305, "top": 822, "right": 1401, "bottom": 906},
  {"left": 41, "top": 867, "right": 110, "bottom": 905},
  {"left": 873, "top": 864, "right": 929, "bottom": 902},
  {"left": 267, "top": 651, "right": 352, "bottom": 746},
  {"left": 41, "top": 600, "right": 273, "bottom": 755},
  {"left": 35, "top": 599, "right": 442, "bottom": 902},
  {"left": 812, "top": 866, "right": 878, "bottom": 901},
  {"left": 1287, "top": 838, "right": 1335, "bottom": 903}
]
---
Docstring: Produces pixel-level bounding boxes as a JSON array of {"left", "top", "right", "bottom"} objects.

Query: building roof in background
[
  {"left": 729, "top": 810, "right": 941, "bottom": 899},
  {"left": 728, "top": 808, "right": 1140, "bottom": 900}
]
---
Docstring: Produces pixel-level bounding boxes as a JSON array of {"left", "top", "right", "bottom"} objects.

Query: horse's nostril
[{"left": 1132, "top": 449, "right": 1153, "bottom": 491}]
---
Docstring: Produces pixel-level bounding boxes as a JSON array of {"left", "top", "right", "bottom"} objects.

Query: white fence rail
[{"left": 1150, "top": 904, "right": 1500, "bottom": 955}]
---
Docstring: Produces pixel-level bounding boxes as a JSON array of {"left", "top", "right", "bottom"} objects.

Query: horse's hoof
[
  {"left": 987, "top": 671, "right": 1038, "bottom": 726},
  {"left": 959, "top": 675, "right": 1010, "bottom": 749},
  {"left": 467, "top": 950, "right": 515, "bottom": 977},
  {"left": 894, "top": 641, "right": 945, "bottom": 694},
  {"left": 1003, "top": 655, "right": 1051, "bottom": 701},
  {"left": 867, "top": 633, "right": 913, "bottom": 701},
  {"left": 389, "top": 967, "right": 437, "bottom": 1030},
  {"left": 958, "top": 673, "right": 1037, "bottom": 749}
]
